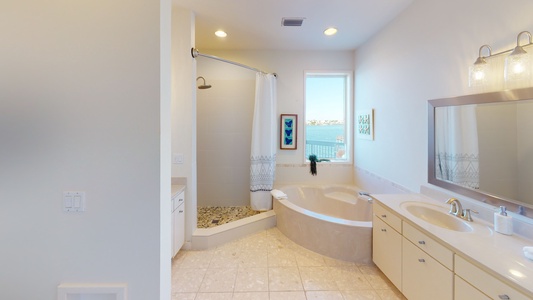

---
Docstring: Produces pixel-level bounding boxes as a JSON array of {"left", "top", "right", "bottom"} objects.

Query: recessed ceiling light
[
  {"left": 215, "top": 30, "right": 227, "bottom": 38},
  {"left": 324, "top": 27, "right": 338, "bottom": 36}
]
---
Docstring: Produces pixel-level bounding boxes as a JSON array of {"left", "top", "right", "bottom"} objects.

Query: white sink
[{"left": 400, "top": 201, "right": 473, "bottom": 232}]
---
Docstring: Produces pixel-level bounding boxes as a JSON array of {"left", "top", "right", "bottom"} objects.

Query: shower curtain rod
[{"left": 191, "top": 48, "right": 277, "bottom": 77}]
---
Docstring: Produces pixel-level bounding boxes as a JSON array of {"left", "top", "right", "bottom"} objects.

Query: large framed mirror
[{"left": 428, "top": 87, "right": 533, "bottom": 219}]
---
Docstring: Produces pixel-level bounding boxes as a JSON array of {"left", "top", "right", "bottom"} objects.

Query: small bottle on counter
[{"left": 494, "top": 206, "right": 513, "bottom": 235}]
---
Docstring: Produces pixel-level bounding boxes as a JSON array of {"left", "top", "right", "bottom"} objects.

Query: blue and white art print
[
  {"left": 356, "top": 109, "right": 374, "bottom": 140},
  {"left": 280, "top": 114, "right": 297, "bottom": 150}
]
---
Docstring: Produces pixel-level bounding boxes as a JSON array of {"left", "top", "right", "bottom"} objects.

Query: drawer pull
[
  {"left": 178, "top": 210, "right": 184, "bottom": 213},
  {"left": 381, "top": 228, "right": 387, "bottom": 232},
  {"left": 418, "top": 241, "right": 426, "bottom": 245},
  {"left": 498, "top": 295, "right": 510, "bottom": 300},
  {"left": 418, "top": 259, "right": 425, "bottom": 263},
  {"left": 178, "top": 198, "right": 184, "bottom": 202},
  {"left": 381, "top": 214, "right": 387, "bottom": 218}
]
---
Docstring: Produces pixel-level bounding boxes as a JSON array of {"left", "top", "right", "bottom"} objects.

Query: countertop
[
  {"left": 373, "top": 193, "right": 533, "bottom": 296},
  {"left": 171, "top": 185, "right": 186, "bottom": 198}
]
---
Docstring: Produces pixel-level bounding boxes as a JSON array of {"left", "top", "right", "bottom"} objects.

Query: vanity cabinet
[
  {"left": 402, "top": 237, "right": 453, "bottom": 300},
  {"left": 455, "top": 254, "right": 530, "bottom": 300},
  {"left": 372, "top": 202, "right": 402, "bottom": 290},
  {"left": 171, "top": 190, "right": 185, "bottom": 257}
]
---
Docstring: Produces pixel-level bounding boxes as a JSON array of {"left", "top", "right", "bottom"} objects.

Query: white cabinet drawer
[
  {"left": 374, "top": 201, "right": 402, "bottom": 232},
  {"left": 172, "top": 191, "right": 185, "bottom": 212},
  {"left": 455, "top": 275, "right": 490, "bottom": 300},
  {"left": 403, "top": 221, "right": 453, "bottom": 270},
  {"left": 455, "top": 254, "right": 531, "bottom": 300}
]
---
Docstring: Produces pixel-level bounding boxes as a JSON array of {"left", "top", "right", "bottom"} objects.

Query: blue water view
[{"left": 306, "top": 124, "right": 345, "bottom": 142}]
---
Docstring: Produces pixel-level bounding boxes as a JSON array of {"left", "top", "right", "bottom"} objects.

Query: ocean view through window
[{"left": 305, "top": 71, "right": 352, "bottom": 162}]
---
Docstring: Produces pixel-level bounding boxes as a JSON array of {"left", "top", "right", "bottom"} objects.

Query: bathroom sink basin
[{"left": 400, "top": 202, "right": 473, "bottom": 232}]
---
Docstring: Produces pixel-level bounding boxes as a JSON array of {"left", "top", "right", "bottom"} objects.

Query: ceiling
[{"left": 174, "top": 0, "right": 414, "bottom": 51}]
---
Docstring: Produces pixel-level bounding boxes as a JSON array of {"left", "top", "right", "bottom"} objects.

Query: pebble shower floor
[{"left": 197, "top": 206, "right": 261, "bottom": 228}]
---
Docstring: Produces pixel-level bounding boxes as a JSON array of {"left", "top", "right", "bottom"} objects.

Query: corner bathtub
[{"left": 273, "top": 185, "right": 372, "bottom": 263}]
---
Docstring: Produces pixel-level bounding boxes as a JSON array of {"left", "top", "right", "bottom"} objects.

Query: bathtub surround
[
  {"left": 274, "top": 185, "right": 373, "bottom": 263},
  {"left": 250, "top": 73, "right": 278, "bottom": 211}
]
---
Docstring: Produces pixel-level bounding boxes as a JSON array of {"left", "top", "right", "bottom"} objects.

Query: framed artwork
[
  {"left": 280, "top": 114, "right": 297, "bottom": 150},
  {"left": 356, "top": 109, "right": 374, "bottom": 140}
]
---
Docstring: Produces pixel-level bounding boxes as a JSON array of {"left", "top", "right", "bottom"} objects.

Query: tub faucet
[{"left": 445, "top": 198, "right": 463, "bottom": 217}]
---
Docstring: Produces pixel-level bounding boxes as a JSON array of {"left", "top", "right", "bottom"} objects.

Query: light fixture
[
  {"left": 469, "top": 30, "right": 533, "bottom": 89},
  {"left": 504, "top": 31, "right": 532, "bottom": 84},
  {"left": 469, "top": 45, "right": 492, "bottom": 87},
  {"left": 324, "top": 27, "right": 338, "bottom": 36},
  {"left": 215, "top": 30, "right": 227, "bottom": 38}
]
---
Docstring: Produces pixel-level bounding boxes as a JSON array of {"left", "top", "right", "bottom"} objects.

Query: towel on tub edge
[{"left": 271, "top": 189, "right": 288, "bottom": 200}]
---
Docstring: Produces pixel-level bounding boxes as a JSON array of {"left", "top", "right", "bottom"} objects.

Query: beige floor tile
[
  {"left": 172, "top": 268, "right": 207, "bottom": 293},
  {"left": 268, "top": 291, "right": 306, "bottom": 300},
  {"left": 267, "top": 249, "right": 297, "bottom": 267},
  {"left": 171, "top": 292, "right": 196, "bottom": 300},
  {"left": 232, "top": 291, "right": 269, "bottom": 300},
  {"left": 364, "top": 274, "right": 396, "bottom": 290},
  {"left": 238, "top": 250, "right": 268, "bottom": 268},
  {"left": 199, "top": 268, "right": 238, "bottom": 293},
  {"left": 375, "top": 289, "right": 406, "bottom": 300},
  {"left": 305, "top": 290, "right": 344, "bottom": 300},
  {"left": 299, "top": 267, "right": 338, "bottom": 291},
  {"left": 195, "top": 292, "right": 233, "bottom": 300},
  {"left": 208, "top": 251, "right": 241, "bottom": 269},
  {"left": 293, "top": 250, "right": 326, "bottom": 267},
  {"left": 234, "top": 268, "right": 269, "bottom": 292},
  {"left": 341, "top": 290, "right": 381, "bottom": 300},
  {"left": 268, "top": 267, "right": 303, "bottom": 291},
  {"left": 180, "top": 250, "right": 214, "bottom": 269}
]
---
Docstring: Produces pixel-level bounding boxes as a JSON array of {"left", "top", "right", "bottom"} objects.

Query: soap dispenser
[{"left": 494, "top": 206, "right": 513, "bottom": 235}]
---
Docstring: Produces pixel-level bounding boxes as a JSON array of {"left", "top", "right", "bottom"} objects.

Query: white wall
[
  {"left": 171, "top": 7, "right": 197, "bottom": 249},
  {"left": 197, "top": 60, "right": 255, "bottom": 207},
  {"left": 0, "top": 0, "right": 171, "bottom": 299},
  {"left": 197, "top": 50, "right": 355, "bottom": 194},
  {"left": 354, "top": 0, "right": 533, "bottom": 193}
]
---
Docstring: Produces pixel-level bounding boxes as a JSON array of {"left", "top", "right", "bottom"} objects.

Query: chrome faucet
[
  {"left": 445, "top": 198, "right": 463, "bottom": 217},
  {"left": 445, "top": 198, "right": 477, "bottom": 221}
]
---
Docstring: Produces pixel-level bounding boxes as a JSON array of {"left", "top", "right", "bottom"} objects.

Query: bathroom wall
[
  {"left": 353, "top": 0, "right": 533, "bottom": 194},
  {"left": 0, "top": 0, "right": 171, "bottom": 299},
  {"left": 196, "top": 50, "right": 355, "bottom": 208},
  {"left": 171, "top": 7, "right": 197, "bottom": 248}
]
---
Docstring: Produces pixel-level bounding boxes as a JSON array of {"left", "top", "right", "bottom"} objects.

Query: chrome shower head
[{"left": 196, "top": 76, "right": 212, "bottom": 89}]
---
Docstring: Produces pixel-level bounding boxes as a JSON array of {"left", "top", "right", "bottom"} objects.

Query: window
[{"left": 304, "top": 71, "right": 352, "bottom": 163}]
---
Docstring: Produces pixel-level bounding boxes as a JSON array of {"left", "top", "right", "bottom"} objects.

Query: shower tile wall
[{"left": 197, "top": 79, "right": 255, "bottom": 207}]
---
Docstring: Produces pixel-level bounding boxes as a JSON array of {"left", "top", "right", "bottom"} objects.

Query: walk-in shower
[{"left": 192, "top": 48, "right": 276, "bottom": 231}]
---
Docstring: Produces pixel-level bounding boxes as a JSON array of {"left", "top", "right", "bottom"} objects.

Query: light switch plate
[{"left": 63, "top": 191, "right": 86, "bottom": 212}]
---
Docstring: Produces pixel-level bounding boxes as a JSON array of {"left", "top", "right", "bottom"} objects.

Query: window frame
[{"left": 303, "top": 70, "right": 353, "bottom": 165}]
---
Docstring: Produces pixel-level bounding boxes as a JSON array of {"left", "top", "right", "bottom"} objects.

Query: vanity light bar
[{"left": 469, "top": 31, "right": 533, "bottom": 88}]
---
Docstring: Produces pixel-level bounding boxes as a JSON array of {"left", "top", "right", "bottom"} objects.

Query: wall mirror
[{"left": 428, "top": 87, "right": 533, "bottom": 219}]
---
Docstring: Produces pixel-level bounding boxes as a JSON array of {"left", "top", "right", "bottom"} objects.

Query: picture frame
[
  {"left": 280, "top": 114, "right": 297, "bottom": 150},
  {"left": 356, "top": 109, "right": 374, "bottom": 140}
]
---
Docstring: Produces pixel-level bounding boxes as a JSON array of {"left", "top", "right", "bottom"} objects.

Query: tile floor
[{"left": 172, "top": 227, "right": 405, "bottom": 300}]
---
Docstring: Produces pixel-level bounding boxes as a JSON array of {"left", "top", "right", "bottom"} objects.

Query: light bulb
[
  {"left": 469, "top": 60, "right": 489, "bottom": 87},
  {"left": 504, "top": 46, "right": 530, "bottom": 84}
]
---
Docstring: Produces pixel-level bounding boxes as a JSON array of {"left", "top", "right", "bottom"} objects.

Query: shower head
[{"left": 196, "top": 76, "right": 212, "bottom": 89}]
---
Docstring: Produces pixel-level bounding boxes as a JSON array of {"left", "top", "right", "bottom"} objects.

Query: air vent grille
[{"left": 282, "top": 18, "right": 305, "bottom": 27}]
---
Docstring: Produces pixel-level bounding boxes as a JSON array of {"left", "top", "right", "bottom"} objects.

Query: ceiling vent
[{"left": 282, "top": 18, "right": 305, "bottom": 27}]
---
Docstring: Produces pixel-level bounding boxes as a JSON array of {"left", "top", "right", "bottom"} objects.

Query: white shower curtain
[
  {"left": 250, "top": 73, "right": 277, "bottom": 211},
  {"left": 435, "top": 105, "right": 479, "bottom": 189}
]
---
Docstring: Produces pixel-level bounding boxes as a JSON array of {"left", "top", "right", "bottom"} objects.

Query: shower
[{"left": 196, "top": 76, "right": 211, "bottom": 89}]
